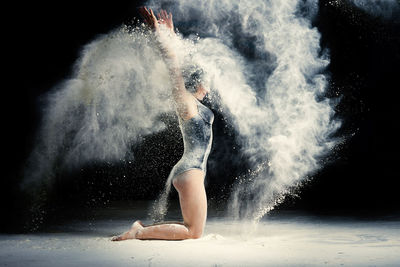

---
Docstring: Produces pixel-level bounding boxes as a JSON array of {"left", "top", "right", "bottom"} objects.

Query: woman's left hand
[{"left": 157, "top": 9, "right": 175, "bottom": 35}]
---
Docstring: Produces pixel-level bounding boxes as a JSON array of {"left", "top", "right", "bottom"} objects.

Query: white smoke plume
[
  {"left": 23, "top": 0, "right": 340, "bottom": 223},
  {"left": 22, "top": 27, "right": 175, "bottom": 189},
  {"left": 347, "top": 0, "right": 400, "bottom": 21},
  {"left": 146, "top": 0, "right": 340, "bottom": 221}
]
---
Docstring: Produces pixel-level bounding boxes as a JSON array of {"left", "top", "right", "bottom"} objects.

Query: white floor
[{"left": 1, "top": 203, "right": 399, "bottom": 266}]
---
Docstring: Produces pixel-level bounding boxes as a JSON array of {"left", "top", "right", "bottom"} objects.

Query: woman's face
[{"left": 193, "top": 84, "right": 209, "bottom": 100}]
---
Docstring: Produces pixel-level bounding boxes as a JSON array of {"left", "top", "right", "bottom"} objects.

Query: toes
[
  {"left": 112, "top": 221, "right": 143, "bottom": 242},
  {"left": 111, "top": 235, "right": 122, "bottom": 241}
]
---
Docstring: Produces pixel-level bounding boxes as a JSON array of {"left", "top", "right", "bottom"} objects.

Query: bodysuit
[{"left": 169, "top": 98, "right": 214, "bottom": 180}]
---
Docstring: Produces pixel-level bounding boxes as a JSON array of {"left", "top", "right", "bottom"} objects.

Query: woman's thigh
[{"left": 172, "top": 169, "right": 207, "bottom": 234}]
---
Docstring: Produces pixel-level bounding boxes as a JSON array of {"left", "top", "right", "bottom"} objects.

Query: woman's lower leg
[
  {"left": 135, "top": 223, "right": 191, "bottom": 240},
  {"left": 137, "top": 170, "right": 207, "bottom": 240}
]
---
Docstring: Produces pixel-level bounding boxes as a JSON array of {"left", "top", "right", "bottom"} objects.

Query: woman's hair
[{"left": 183, "top": 66, "right": 204, "bottom": 93}]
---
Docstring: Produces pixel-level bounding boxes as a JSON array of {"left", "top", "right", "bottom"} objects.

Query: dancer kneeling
[{"left": 112, "top": 7, "right": 214, "bottom": 241}]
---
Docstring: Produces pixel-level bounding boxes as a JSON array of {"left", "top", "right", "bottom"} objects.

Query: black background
[{"left": 3, "top": 0, "right": 400, "bottom": 232}]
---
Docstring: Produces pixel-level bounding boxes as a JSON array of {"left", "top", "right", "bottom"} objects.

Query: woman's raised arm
[{"left": 139, "top": 7, "right": 196, "bottom": 120}]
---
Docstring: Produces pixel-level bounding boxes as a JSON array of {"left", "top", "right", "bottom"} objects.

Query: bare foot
[{"left": 111, "top": 221, "right": 144, "bottom": 241}]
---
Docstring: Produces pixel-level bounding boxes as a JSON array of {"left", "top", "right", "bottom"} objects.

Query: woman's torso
[{"left": 174, "top": 98, "right": 214, "bottom": 175}]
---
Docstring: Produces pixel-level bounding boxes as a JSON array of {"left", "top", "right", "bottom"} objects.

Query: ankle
[{"left": 135, "top": 228, "right": 143, "bottom": 239}]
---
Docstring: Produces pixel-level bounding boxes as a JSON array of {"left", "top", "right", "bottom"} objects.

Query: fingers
[
  {"left": 157, "top": 9, "right": 167, "bottom": 21},
  {"left": 139, "top": 6, "right": 153, "bottom": 21},
  {"left": 163, "top": 10, "right": 169, "bottom": 20},
  {"left": 145, "top": 7, "right": 154, "bottom": 22},
  {"left": 149, "top": 8, "right": 157, "bottom": 20},
  {"left": 139, "top": 6, "right": 173, "bottom": 30},
  {"left": 139, "top": 6, "right": 162, "bottom": 30},
  {"left": 139, "top": 7, "right": 149, "bottom": 19},
  {"left": 139, "top": 7, "right": 151, "bottom": 24},
  {"left": 156, "top": 9, "right": 171, "bottom": 24},
  {"left": 157, "top": 10, "right": 165, "bottom": 21},
  {"left": 138, "top": 7, "right": 146, "bottom": 19}
]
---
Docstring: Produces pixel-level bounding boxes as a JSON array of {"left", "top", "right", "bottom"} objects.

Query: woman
[{"left": 112, "top": 7, "right": 214, "bottom": 240}]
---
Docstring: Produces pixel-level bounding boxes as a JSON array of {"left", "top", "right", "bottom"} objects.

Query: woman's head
[
  {"left": 183, "top": 67, "right": 209, "bottom": 100},
  {"left": 192, "top": 83, "right": 209, "bottom": 100}
]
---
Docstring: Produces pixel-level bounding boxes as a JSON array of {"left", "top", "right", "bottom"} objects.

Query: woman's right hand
[{"left": 139, "top": 6, "right": 159, "bottom": 32}]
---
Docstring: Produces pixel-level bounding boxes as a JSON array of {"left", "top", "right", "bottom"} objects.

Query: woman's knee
[{"left": 188, "top": 226, "right": 203, "bottom": 239}]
